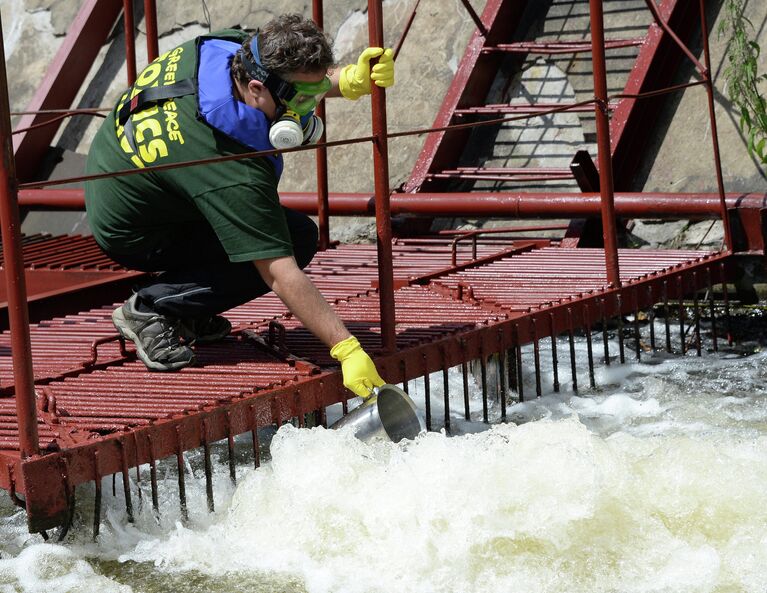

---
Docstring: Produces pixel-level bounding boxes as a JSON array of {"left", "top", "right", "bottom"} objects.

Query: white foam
[
  {"left": 1, "top": 348, "right": 766, "bottom": 592},
  {"left": 0, "top": 544, "right": 132, "bottom": 592},
  {"left": 111, "top": 419, "right": 767, "bottom": 593}
]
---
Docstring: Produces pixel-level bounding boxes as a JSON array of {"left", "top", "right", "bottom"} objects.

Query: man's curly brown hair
[{"left": 231, "top": 14, "right": 335, "bottom": 84}]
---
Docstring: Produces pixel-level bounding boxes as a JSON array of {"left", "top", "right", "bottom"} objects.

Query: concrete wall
[
  {"left": 2, "top": 0, "right": 766, "bottom": 245},
  {"left": 639, "top": 0, "right": 767, "bottom": 195},
  {"left": 2, "top": 0, "right": 486, "bottom": 242}
]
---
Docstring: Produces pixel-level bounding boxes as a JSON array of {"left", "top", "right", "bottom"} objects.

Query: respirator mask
[
  {"left": 268, "top": 109, "right": 325, "bottom": 149},
  {"left": 239, "top": 35, "right": 330, "bottom": 149}
]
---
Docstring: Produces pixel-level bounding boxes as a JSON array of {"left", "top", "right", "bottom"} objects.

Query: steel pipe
[
  {"left": 122, "top": 0, "right": 137, "bottom": 85},
  {"left": 0, "top": 16, "right": 39, "bottom": 458},
  {"left": 18, "top": 189, "right": 767, "bottom": 218},
  {"left": 143, "top": 0, "right": 159, "bottom": 62},
  {"left": 281, "top": 191, "right": 764, "bottom": 219},
  {"left": 589, "top": 0, "right": 621, "bottom": 288},
  {"left": 698, "top": 0, "right": 732, "bottom": 250},
  {"left": 368, "top": 0, "right": 397, "bottom": 353},
  {"left": 312, "top": 0, "right": 331, "bottom": 251}
]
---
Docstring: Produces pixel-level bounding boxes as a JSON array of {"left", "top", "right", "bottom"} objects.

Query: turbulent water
[{"left": 1, "top": 329, "right": 767, "bottom": 593}]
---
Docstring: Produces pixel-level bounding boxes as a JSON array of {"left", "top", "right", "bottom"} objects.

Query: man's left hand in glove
[{"left": 335, "top": 47, "right": 395, "bottom": 101}]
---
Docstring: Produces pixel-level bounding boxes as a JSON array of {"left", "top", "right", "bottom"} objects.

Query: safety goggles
[
  {"left": 286, "top": 77, "right": 332, "bottom": 115},
  {"left": 240, "top": 35, "right": 331, "bottom": 116}
]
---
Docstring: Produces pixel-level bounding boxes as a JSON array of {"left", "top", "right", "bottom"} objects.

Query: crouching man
[{"left": 84, "top": 14, "right": 394, "bottom": 397}]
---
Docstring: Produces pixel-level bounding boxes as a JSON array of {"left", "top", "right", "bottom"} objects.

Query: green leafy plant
[{"left": 718, "top": 0, "right": 767, "bottom": 164}]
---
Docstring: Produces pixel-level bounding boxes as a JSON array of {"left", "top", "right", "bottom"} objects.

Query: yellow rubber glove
[
  {"left": 330, "top": 336, "right": 385, "bottom": 398},
  {"left": 338, "top": 47, "right": 395, "bottom": 101}
]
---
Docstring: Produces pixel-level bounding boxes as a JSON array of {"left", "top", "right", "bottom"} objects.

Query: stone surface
[
  {"left": 638, "top": 0, "right": 767, "bottom": 195},
  {"left": 3, "top": 0, "right": 766, "bottom": 247},
  {"left": 2, "top": 0, "right": 61, "bottom": 124},
  {"left": 630, "top": 219, "right": 689, "bottom": 247},
  {"left": 5, "top": 0, "right": 486, "bottom": 242}
]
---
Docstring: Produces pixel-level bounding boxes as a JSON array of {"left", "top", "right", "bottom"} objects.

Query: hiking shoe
[
  {"left": 179, "top": 315, "right": 232, "bottom": 344},
  {"left": 112, "top": 294, "right": 196, "bottom": 371}
]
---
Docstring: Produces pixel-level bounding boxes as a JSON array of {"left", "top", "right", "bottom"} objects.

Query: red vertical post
[
  {"left": 313, "top": 0, "right": 331, "bottom": 251},
  {"left": 123, "top": 0, "right": 137, "bottom": 84},
  {"left": 588, "top": 0, "right": 621, "bottom": 288},
  {"left": 0, "top": 17, "right": 39, "bottom": 458},
  {"left": 698, "top": 0, "right": 731, "bottom": 251},
  {"left": 368, "top": 0, "right": 397, "bottom": 353},
  {"left": 144, "top": 0, "right": 159, "bottom": 62}
]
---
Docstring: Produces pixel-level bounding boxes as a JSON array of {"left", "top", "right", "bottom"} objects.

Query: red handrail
[
  {"left": 368, "top": 0, "right": 397, "bottom": 353},
  {"left": 0, "top": 20, "right": 38, "bottom": 458}
]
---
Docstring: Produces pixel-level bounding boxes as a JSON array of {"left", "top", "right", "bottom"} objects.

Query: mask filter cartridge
[
  {"left": 302, "top": 114, "right": 324, "bottom": 145},
  {"left": 268, "top": 110, "right": 304, "bottom": 149}
]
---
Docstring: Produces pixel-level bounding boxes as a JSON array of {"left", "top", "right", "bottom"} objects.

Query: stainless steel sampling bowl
[{"left": 330, "top": 384, "right": 425, "bottom": 442}]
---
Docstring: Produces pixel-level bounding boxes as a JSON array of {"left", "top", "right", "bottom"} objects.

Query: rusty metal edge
[
  {"left": 12, "top": 0, "right": 123, "bottom": 182},
  {"left": 14, "top": 250, "right": 732, "bottom": 532},
  {"left": 402, "top": 0, "right": 527, "bottom": 193}
]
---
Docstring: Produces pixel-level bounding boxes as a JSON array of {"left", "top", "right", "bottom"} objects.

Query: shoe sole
[
  {"left": 180, "top": 319, "right": 232, "bottom": 345},
  {"left": 192, "top": 326, "right": 232, "bottom": 345},
  {"left": 112, "top": 306, "right": 195, "bottom": 372}
]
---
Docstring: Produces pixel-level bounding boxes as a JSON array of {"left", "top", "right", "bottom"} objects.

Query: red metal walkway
[
  {"left": 0, "top": 233, "right": 141, "bottom": 330},
  {"left": 0, "top": 236, "right": 730, "bottom": 531},
  {"left": 0, "top": 0, "right": 750, "bottom": 536}
]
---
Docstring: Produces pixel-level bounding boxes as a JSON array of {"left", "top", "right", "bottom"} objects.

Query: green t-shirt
[{"left": 84, "top": 31, "right": 293, "bottom": 263}]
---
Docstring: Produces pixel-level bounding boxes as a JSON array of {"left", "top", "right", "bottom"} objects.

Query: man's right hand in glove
[
  {"left": 330, "top": 336, "right": 385, "bottom": 398},
  {"left": 252, "top": 256, "right": 385, "bottom": 398}
]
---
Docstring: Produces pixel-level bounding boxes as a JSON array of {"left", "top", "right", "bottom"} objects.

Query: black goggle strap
[{"left": 239, "top": 35, "right": 297, "bottom": 108}]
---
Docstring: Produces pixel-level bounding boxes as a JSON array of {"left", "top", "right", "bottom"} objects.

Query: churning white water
[{"left": 1, "top": 329, "right": 767, "bottom": 593}]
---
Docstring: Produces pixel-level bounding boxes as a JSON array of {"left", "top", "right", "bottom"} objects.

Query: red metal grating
[
  {"left": 252, "top": 285, "right": 507, "bottom": 366},
  {"left": 0, "top": 239, "right": 516, "bottom": 388},
  {"left": 430, "top": 248, "right": 722, "bottom": 312},
  {"left": 224, "top": 239, "right": 523, "bottom": 327},
  {"left": 0, "top": 306, "right": 126, "bottom": 389},
  {"left": 0, "top": 234, "right": 142, "bottom": 329},
  {"left": 0, "top": 234, "right": 122, "bottom": 270},
  {"left": 0, "top": 240, "right": 732, "bottom": 532},
  {"left": 38, "top": 341, "right": 310, "bottom": 434}
]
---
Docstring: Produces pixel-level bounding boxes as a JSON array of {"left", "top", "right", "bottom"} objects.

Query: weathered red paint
[
  {"left": 697, "top": 0, "right": 731, "bottom": 250},
  {"left": 368, "top": 0, "right": 396, "bottom": 352},
  {"left": 403, "top": 0, "right": 528, "bottom": 192},
  {"left": 0, "top": 34, "right": 38, "bottom": 458},
  {"left": 143, "top": 0, "right": 159, "bottom": 62},
  {"left": 588, "top": 0, "right": 621, "bottom": 287},
  {"left": 1, "top": 243, "right": 730, "bottom": 531},
  {"left": 610, "top": 0, "right": 699, "bottom": 188},
  {"left": 12, "top": 0, "right": 123, "bottom": 182},
  {"left": 312, "top": 0, "right": 331, "bottom": 250},
  {"left": 18, "top": 189, "right": 767, "bottom": 219}
]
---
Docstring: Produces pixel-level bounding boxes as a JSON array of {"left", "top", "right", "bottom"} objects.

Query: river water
[{"left": 1, "top": 327, "right": 766, "bottom": 593}]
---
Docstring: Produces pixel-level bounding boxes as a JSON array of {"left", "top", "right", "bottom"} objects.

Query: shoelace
[{"left": 156, "top": 320, "right": 184, "bottom": 351}]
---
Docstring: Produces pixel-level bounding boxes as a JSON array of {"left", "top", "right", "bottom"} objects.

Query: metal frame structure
[
  {"left": 403, "top": 0, "right": 732, "bottom": 245},
  {"left": 0, "top": 0, "right": 756, "bottom": 532}
]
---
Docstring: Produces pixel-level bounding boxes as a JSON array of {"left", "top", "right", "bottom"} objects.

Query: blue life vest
[{"left": 197, "top": 38, "right": 284, "bottom": 178}]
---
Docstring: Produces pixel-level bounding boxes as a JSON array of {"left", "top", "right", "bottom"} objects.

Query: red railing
[{"left": 0, "top": 0, "right": 735, "bottom": 466}]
